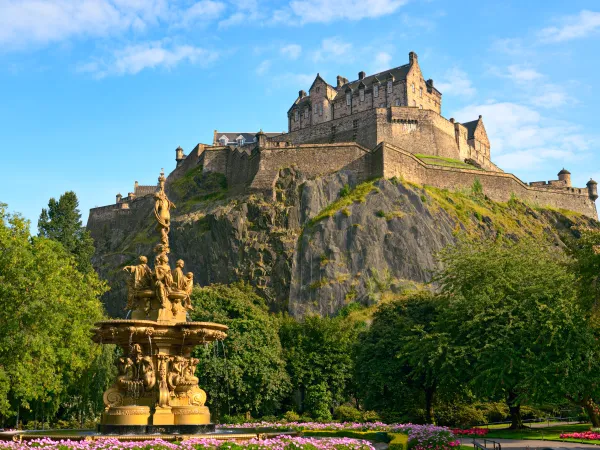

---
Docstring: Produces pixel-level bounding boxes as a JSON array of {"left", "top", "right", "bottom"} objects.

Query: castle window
[
  {"left": 316, "top": 87, "right": 321, "bottom": 93},
  {"left": 346, "top": 92, "right": 351, "bottom": 106},
  {"left": 314, "top": 104, "right": 318, "bottom": 114},
  {"left": 219, "top": 136, "right": 228, "bottom": 145},
  {"left": 419, "top": 87, "right": 423, "bottom": 98},
  {"left": 387, "top": 80, "right": 392, "bottom": 92},
  {"left": 294, "top": 110, "right": 299, "bottom": 121},
  {"left": 374, "top": 84, "right": 379, "bottom": 98},
  {"left": 319, "top": 104, "right": 323, "bottom": 115},
  {"left": 359, "top": 88, "right": 365, "bottom": 102},
  {"left": 237, "top": 137, "right": 245, "bottom": 146},
  {"left": 411, "top": 83, "right": 415, "bottom": 93},
  {"left": 395, "top": 99, "right": 400, "bottom": 106},
  {"left": 419, "top": 104, "right": 423, "bottom": 109}
]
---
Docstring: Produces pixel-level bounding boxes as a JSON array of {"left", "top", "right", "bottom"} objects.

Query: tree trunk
[
  {"left": 425, "top": 386, "right": 435, "bottom": 424},
  {"left": 584, "top": 401, "right": 600, "bottom": 427},
  {"left": 507, "top": 392, "right": 524, "bottom": 429}
]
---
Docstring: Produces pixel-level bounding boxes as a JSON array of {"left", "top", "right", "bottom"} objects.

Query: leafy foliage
[
  {"left": 38, "top": 191, "right": 95, "bottom": 273},
  {"left": 0, "top": 204, "right": 107, "bottom": 424},
  {"left": 190, "top": 283, "right": 290, "bottom": 419}
]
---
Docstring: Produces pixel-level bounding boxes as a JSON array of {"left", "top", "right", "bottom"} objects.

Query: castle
[{"left": 89, "top": 52, "right": 598, "bottom": 222}]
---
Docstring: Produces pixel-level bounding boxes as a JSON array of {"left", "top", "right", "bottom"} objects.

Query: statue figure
[
  {"left": 153, "top": 170, "right": 175, "bottom": 250},
  {"left": 184, "top": 272, "right": 194, "bottom": 310},
  {"left": 184, "top": 357, "right": 200, "bottom": 384},
  {"left": 123, "top": 256, "right": 152, "bottom": 310},
  {"left": 154, "top": 254, "right": 173, "bottom": 308},
  {"left": 172, "top": 259, "right": 187, "bottom": 291}
]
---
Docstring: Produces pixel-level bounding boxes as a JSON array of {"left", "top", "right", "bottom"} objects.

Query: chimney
[
  {"left": 298, "top": 90, "right": 307, "bottom": 98},
  {"left": 427, "top": 79, "right": 434, "bottom": 87},
  {"left": 358, "top": 71, "right": 366, "bottom": 80},
  {"left": 337, "top": 75, "right": 345, "bottom": 89},
  {"left": 409, "top": 51, "right": 418, "bottom": 65}
]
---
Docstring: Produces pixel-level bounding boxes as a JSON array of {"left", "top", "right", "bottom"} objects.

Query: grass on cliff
[
  {"left": 421, "top": 184, "right": 587, "bottom": 238},
  {"left": 306, "top": 180, "right": 380, "bottom": 227},
  {"left": 415, "top": 154, "right": 483, "bottom": 170},
  {"left": 170, "top": 165, "right": 228, "bottom": 211}
]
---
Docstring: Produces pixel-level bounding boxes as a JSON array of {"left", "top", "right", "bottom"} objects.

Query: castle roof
[
  {"left": 558, "top": 168, "right": 571, "bottom": 175},
  {"left": 337, "top": 64, "right": 411, "bottom": 94},
  {"left": 461, "top": 119, "right": 479, "bottom": 139},
  {"left": 214, "top": 131, "right": 280, "bottom": 146}
]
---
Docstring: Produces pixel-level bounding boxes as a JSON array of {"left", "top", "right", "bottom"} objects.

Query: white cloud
[
  {"left": 312, "top": 37, "right": 352, "bottom": 62},
  {"left": 435, "top": 67, "right": 476, "bottom": 98},
  {"left": 490, "top": 38, "right": 529, "bottom": 56},
  {"left": 506, "top": 64, "right": 542, "bottom": 82},
  {"left": 255, "top": 59, "right": 271, "bottom": 75},
  {"left": 452, "top": 102, "right": 589, "bottom": 172},
  {"left": 372, "top": 51, "right": 392, "bottom": 73},
  {"left": 281, "top": 44, "right": 302, "bottom": 60},
  {"left": 182, "top": 0, "right": 226, "bottom": 25},
  {"left": 529, "top": 84, "right": 570, "bottom": 109},
  {"left": 0, "top": 0, "right": 173, "bottom": 49},
  {"left": 78, "top": 40, "right": 218, "bottom": 77},
  {"left": 538, "top": 10, "right": 600, "bottom": 43},
  {"left": 288, "top": 0, "right": 408, "bottom": 24}
]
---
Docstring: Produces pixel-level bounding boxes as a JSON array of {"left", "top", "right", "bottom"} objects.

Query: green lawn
[
  {"left": 481, "top": 423, "right": 600, "bottom": 445},
  {"left": 414, "top": 154, "right": 483, "bottom": 171}
]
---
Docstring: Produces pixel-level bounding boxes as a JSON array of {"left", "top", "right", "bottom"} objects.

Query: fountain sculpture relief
[{"left": 92, "top": 171, "right": 227, "bottom": 434}]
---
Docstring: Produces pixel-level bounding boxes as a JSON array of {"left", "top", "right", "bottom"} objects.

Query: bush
[
  {"left": 388, "top": 433, "right": 409, "bottom": 450},
  {"left": 305, "top": 383, "right": 332, "bottom": 421},
  {"left": 362, "top": 410, "right": 381, "bottom": 423},
  {"left": 221, "top": 414, "right": 249, "bottom": 424},
  {"left": 435, "top": 404, "right": 486, "bottom": 427},
  {"left": 477, "top": 402, "right": 508, "bottom": 424},
  {"left": 334, "top": 405, "right": 362, "bottom": 422},
  {"left": 283, "top": 411, "right": 300, "bottom": 422}
]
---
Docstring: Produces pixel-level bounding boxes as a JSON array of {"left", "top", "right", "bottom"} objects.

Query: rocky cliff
[{"left": 88, "top": 164, "right": 597, "bottom": 318}]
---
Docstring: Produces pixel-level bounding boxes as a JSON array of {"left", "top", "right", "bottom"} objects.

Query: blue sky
[{"left": 1, "top": 0, "right": 600, "bottom": 226}]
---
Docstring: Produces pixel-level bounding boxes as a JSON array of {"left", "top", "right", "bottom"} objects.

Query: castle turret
[
  {"left": 256, "top": 129, "right": 267, "bottom": 148},
  {"left": 175, "top": 146, "right": 185, "bottom": 166},
  {"left": 558, "top": 168, "right": 571, "bottom": 187},
  {"left": 587, "top": 179, "right": 598, "bottom": 201},
  {"left": 409, "top": 51, "right": 418, "bottom": 65},
  {"left": 116, "top": 193, "right": 122, "bottom": 204}
]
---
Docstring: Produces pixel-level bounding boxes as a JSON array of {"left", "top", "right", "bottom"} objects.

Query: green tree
[
  {"left": 279, "top": 313, "right": 363, "bottom": 415},
  {"left": 436, "top": 236, "right": 597, "bottom": 429},
  {"left": 190, "top": 283, "right": 290, "bottom": 419},
  {"left": 355, "top": 292, "right": 452, "bottom": 423},
  {"left": 0, "top": 204, "right": 107, "bottom": 425},
  {"left": 38, "top": 191, "right": 95, "bottom": 273}
]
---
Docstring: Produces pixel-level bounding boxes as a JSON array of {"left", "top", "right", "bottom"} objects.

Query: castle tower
[
  {"left": 175, "top": 146, "right": 185, "bottom": 167},
  {"left": 256, "top": 129, "right": 267, "bottom": 148},
  {"left": 558, "top": 168, "right": 571, "bottom": 187},
  {"left": 587, "top": 179, "right": 598, "bottom": 201},
  {"left": 116, "top": 193, "right": 122, "bottom": 204}
]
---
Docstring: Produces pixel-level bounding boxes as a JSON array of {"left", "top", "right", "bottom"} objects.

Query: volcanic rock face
[{"left": 88, "top": 168, "right": 596, "bottom": 318}]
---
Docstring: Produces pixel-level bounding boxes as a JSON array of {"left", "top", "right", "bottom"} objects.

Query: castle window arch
[
  {"left": 346, "top": 92, "right": 351, "bottom": 106},
  {"left": 419, "top": 87, "right": 423, "bottom": 98},
  {"left": 294, "top": 110, "right": 299, "bottom": 121},
  {"left": 359, "top": 88, "right": 365, "bottom": 102},
  {"left": 373, "top": 84, "right": 379, "bottom": 98},
  {"left": 395, "top": 99, "right": 400, "bottom": 106},
  {"left": 412, "top": 83, "right": 415, "bottom": 93},
  {"left": 387, "top": 80, "right": 393, "bottom": 92}
]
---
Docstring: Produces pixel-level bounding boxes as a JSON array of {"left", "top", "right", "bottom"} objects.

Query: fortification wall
[
  {"left": 167, "top": 144, "right": 204, "bottom": 183},
  {"left": 250, "top": 143, "right": 373, "bottom": 193},
  {"left": 272, "top": 108, "right": 380, "bottom": 149},
  {"left": 377, "top": 143, "right": 597, "bottom": 218},
  {"left": 200, "top": 146, "right": 229, "bottom": 174}
]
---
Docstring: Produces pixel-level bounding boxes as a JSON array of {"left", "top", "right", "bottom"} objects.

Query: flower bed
[
  {"left": 560, "top": 431, "right": 600, "bottom": 441},
  {"left": 222, "top": 423, "right": 459, "bottom": 450},
  {"left": 0, "top": 436, "right": 375, "bottom": 450},
  {"left": 451, "top": 428, "right": 488, "bottom": 437}
]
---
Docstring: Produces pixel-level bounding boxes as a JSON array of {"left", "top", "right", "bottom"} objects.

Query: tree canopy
[
  {"left": 0, "top": 204, "right": 107, "bottom": 424},
  {"left": 38, "top": 191, "right": 95, "bottom": 273}
]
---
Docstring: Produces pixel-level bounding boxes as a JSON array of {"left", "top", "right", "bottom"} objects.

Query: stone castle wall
[
  {"left": 272, "top": 107, "right": 497, "bottom": 171},
  {"left": 377, "top": 143, "right": 597, "bottom": 217}
]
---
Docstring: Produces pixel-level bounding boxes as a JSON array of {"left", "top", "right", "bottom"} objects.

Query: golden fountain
[{"left": 92, "top": 170, "right": 228, "bottom": 435}]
